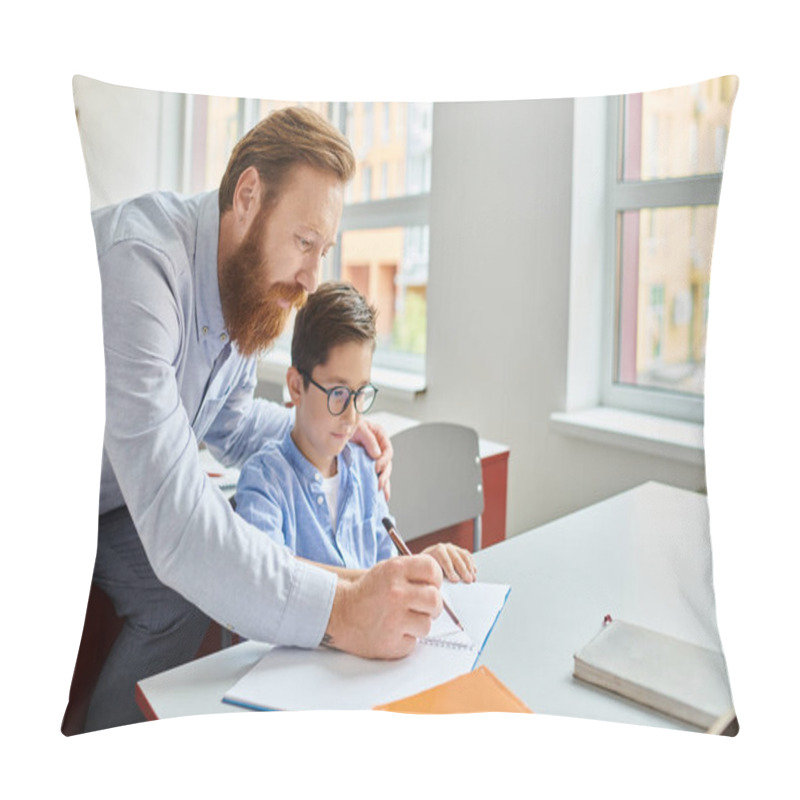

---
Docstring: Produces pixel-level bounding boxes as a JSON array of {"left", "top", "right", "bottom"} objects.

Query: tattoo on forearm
[{"left": 321, "top": 633, "right": 336, "bottom": 649}]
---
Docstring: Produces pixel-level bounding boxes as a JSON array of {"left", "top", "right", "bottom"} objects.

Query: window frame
[
  {"left": 326, "top": 101, "right": 432, "bottom": 380},
  {"left": 178, "top": 96, "right": 432, "bottom": 393},
  {"left": 600, "top": 93, "right": 724, "bottom": 425}
]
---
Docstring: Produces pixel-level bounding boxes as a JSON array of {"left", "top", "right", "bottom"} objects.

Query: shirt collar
[
  {"left": 280, "top": 427, "right": 353, "bottom": 485},
  {"left": 194, "top": 191, "right": 229, "bottom": 351}
]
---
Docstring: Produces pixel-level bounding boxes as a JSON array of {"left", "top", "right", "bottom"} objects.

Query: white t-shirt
[{"left": 322, "top": 470, "right": 341, "bottom": 531}]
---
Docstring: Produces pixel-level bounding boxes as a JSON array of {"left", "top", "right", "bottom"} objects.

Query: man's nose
[{"left": 297, "top": 255, "right": 322, "bottom": 294}]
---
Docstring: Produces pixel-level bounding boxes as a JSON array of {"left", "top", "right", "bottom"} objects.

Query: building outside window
[
  {"left": 183, "top": 97, "right": 433, "bottom": 384},
  {"left": 605, "top": 76, "right": 738, "bottom": 422}
]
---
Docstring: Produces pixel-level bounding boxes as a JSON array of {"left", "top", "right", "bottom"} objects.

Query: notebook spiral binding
[{"left": 421, "top": 637, "right": 476, "bottom": 651}]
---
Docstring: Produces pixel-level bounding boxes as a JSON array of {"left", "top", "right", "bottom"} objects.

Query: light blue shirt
[
  {"left": 93, "top": 190, "right": 336, "bottom": 646},
  {"left": 235, "top": 429, "right": 396, "bottom": 569}
]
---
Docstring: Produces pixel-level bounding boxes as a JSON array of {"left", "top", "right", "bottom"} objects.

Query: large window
[
  {"left": 338, "top": 101, "right": 432, "bottom": 377},
  {"left": 182, "top": 96, "right": 433, "bottom": 385},
  {"left": 603, "top": 77, "right": 737, "bottom": 423}
]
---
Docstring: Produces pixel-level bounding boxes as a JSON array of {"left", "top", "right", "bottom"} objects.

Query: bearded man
[{"left": 76, "top": 107, "right": 444, "bottom": 732}]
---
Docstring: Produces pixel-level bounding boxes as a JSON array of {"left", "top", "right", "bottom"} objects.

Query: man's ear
[
  {"left": 286, "top": 366, "right": 304, "bottom": 408},
  {"left": 232, "top": 166, "right": 263, "bottom": 230}
]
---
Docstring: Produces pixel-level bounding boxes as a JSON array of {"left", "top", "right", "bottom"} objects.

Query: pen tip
[{"left": 382, "top": 517, "right": 393, "bottom": 532}]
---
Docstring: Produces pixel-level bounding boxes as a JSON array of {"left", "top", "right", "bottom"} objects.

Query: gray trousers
[{"left": 83, "top": 505, "right": 211, "bottom": 732}]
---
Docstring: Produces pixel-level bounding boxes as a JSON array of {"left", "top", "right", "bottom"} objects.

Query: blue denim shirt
[{"left": 235, "top": 429, "right": 396, "bottom": 569}]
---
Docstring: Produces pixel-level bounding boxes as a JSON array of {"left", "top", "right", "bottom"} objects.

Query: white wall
[
  {"left": 73, "top": 82, "right": 706, "bottom": 539},
  {"left": 73, "top": 75, "right": 182, "bottom": 208},
  {"left": 371, "top": 99, "right": 706, "bottom": 537}
]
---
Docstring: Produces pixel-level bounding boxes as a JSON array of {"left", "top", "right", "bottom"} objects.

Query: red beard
[{"left": 218, "top": 207, "right": 307, "bottom": 357}]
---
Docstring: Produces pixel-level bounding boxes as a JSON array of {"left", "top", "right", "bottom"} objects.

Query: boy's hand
[
  {"left": 351, "top": 418, "right": 393, "bottom": 501},
  {"left": 421, "top": 543, "right": 477, "bottom": 583}
]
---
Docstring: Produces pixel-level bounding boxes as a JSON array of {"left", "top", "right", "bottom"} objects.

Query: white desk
[
  {"left": 366, "top": 411, "right": 510, "bottom": 460},
  {"left": 137, "top": 481, "right": 732, "bottom": 731},
  {"left": 472, "top": 481, "right": 729, "bottom": 730}
]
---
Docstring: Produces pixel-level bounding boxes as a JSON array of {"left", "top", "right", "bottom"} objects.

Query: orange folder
[{"left": 373, "top": 666, "right": 533, "bottom": 714}]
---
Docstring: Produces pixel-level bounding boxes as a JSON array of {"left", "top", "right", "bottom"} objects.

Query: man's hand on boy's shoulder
[{"left": 350, "top": 418, "right": 393, "bottom": 501}]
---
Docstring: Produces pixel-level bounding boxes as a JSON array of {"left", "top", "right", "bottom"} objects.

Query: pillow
[{"left": 65, "top": 75, "right": 737, "bottom": 738}]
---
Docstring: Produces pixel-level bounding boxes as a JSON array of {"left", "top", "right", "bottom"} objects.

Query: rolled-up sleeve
[{"left": 99, "top": 235, "right": 336, "bottom": 646}]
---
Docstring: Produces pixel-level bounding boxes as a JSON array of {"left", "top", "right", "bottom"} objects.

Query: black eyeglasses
[{"left": 300, "top": 371, "right": 378, "bottom": 416}]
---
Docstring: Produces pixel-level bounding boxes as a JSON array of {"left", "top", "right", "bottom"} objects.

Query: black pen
[{"left": 382, "top": 517, "right": 464, "bottom": 631}]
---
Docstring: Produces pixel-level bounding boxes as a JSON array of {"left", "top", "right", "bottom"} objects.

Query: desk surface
[
  {"left": 367, "top": 411, "right": 509, "bottom": 459},
  {"left": 138, "top": 481, "right": 729, "bottom": 731},
  {"left": 473, "top": 481, "right": 725, "bottom": 730}
]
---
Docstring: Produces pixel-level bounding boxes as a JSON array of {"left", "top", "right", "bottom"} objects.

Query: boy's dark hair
[{"left": 291, "top": 282, "right": 377, "bottom": 384}]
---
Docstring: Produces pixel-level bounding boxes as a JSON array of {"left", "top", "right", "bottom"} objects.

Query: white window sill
[
  {"left": 257, "top": 353, "right": 426, "bottom": 403},
  {"left": 549, "top": 407, "right": 704, "bottom": 465}
]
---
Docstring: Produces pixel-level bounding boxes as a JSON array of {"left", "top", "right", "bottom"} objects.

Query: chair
[{"left": 388, "top": 422, "right": 484, "bottom": 551}]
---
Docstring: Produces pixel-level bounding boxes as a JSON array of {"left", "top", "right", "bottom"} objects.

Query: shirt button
[
  {"left": 202, "top": 326, "right": 208, "bottom": 335},
  {"left": 220, "top": 333, "right": 228, "bottom": 342},
  {"left": 315, "top": 472, "right": 322, "bottom": 482},
  {"left": 317, "top": 496, "right": 324, "bottom": 505}
]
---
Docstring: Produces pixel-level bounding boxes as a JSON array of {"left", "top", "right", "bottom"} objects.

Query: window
[
  {"left": 381, "top": 102, "right": 391, "bottom": 144},
  {"left": 362, "top": 102, "right": 374, "bottom": 150},
  {"left": 180, "top": 96, "right": 433, "bottom": 388},
  {"left": 379, "top": 162, "right": 388, "bottom": 199},
  {"left": 603, "top": 77, "right": 737, "bottom": 423},
  {"left": 361, "top": 165, "right": 373, "bottom": 202},
  {"left": 336, "top": 101, "right": 433, "bottom": 378}
]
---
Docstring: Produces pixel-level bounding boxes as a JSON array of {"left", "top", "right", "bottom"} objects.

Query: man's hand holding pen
[
  {"left": 323, "top": 554, "right": 443, "bottom": 659},
  {"left": 382, "top": 518, "right": 466, "bottom": 631}
]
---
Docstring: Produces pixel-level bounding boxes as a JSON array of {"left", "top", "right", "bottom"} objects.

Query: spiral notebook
[{"left": 222, "top": 581, "right": 510, "bottom": 711}]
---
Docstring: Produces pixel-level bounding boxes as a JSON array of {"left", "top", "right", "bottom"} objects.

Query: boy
[{"left": 235, "top": 282, "right": 476, "bottom": 583}]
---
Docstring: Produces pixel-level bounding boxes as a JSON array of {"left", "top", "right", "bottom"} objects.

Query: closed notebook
[
  {"left": 374, "top": 665, "right": 532, "bottom": 714},
  {"left": 573, "top": 618, "right": 735, "bottom": 730}
]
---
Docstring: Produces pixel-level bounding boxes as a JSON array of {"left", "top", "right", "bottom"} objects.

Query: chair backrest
[{"left": 388, "top": 422, "right": 484, "bottom": 549}]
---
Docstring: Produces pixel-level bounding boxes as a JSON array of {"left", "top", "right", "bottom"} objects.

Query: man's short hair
[
  {"left": 218, "top": 106, "right": 356, "bottom": 214},
  {"left": 291, "top": 282, "right": 377, "bottom": 384}
]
